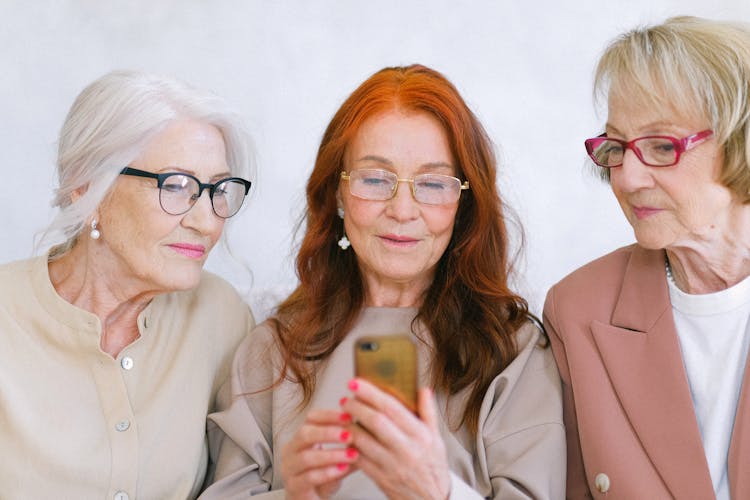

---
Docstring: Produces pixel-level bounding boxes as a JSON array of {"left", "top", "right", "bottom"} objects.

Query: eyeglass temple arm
[{"left": 120, "top": 167, "right": 158, "bottom": 180}]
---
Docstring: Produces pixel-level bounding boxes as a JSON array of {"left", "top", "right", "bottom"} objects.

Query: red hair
[{"left": 272, "top": 64, "right": 530, "bottom": 438}]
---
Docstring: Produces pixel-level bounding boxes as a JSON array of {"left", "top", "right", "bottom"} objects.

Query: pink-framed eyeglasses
[{"left": 584, "top": 129, "right": 713, "bottom": 168}]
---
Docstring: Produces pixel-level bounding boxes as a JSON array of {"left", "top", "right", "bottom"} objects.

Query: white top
[{"left": 668, "top": 271, "right": 750, "bottom": 500}]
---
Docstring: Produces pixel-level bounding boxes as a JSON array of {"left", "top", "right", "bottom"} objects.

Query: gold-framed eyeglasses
[{"left": 340, "top": 169, "right": 469, "bottom": 205}]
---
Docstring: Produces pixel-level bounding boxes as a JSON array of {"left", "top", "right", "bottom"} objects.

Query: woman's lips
[
  {"left": 632, "top": 206, "right": 662, "bottom": 220},
  {"left": 379, "top": 234, "right": 419, "bottom": 247},
  {"left": 168, "top": 243, "right": 206, "bottom": 259}
]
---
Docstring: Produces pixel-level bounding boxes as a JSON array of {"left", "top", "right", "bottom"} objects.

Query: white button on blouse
[{"left": 594, "top": 472, "right": 610, "bottom": 493}]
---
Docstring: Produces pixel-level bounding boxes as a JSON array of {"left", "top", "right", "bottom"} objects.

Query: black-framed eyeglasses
[
  {"left": 584, "top": 129, "right": 713, "bottom": 168},
  {"left": 119, "top": 167, "right": 251, "bottom": 218},
  {"left": 340, "top": 169, "right": 470, "bottom": 205}
]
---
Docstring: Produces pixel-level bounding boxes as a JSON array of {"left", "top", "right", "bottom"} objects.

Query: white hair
[{"left": 39, "top": 70, "right": 255, "bottom": 257}]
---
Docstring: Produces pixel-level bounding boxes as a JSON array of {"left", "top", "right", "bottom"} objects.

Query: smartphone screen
[{"left": 354, "top": 334, "right": 418, "bottom": 413}]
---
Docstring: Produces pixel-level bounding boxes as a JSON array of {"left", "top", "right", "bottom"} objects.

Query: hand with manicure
[
  {"left": 280, "top": 409, "right": 359, "bottom": 499},
  {"left": 341, "top": 378, "right": 451, "bottom": 500}
]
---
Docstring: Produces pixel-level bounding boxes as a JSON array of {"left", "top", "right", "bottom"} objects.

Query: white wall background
[{"left": 2, "top": 1, "right": 748, "bottom": 320}]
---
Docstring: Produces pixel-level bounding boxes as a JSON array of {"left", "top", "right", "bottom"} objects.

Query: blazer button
[{"left": 595, "top": 473, "right": 610, "bottom": 493}]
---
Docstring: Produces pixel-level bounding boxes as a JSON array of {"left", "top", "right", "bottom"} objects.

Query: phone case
[{"left": 354, "top": 334, "right": 418, "bottom": 413}]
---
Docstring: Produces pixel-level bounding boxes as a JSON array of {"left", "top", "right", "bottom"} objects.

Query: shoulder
[
  {"left": 0, "top": 255, "right": 38, "bottom": 277},
  {"left": 173, "top": 270, "right": 254, "bottom": 324},
  {"left": 229, "top": 319, "right": 281, "bottom": 393},
  {"left": 478, "top": 320, "right": 563, "bottom": 437},
  {"left": 552, "top": 244, "right": 636, "bottom": 295},
  {"left": 0, "top": 255, "right": 42, "bottom": 301},
  {"left": 157, "top": 271, "right": 255, "bottom": 363},
  {"left": 544, "top": 244, "right": 637, "bottom": 322}
]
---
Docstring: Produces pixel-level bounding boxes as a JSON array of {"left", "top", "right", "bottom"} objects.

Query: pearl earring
[
  {"left": 90, "top": 219, "right": 100, "bottom": 240},
  {"left": 337, "top": 207, "right": 345, "bottom": 219},
  {"left": 338, "top": 235, "right": 351, "bottom": 250}
]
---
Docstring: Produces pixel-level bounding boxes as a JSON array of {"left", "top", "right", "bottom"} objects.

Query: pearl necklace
[{"left": 665, "top": 257, "right": 676, "bottom": 284}]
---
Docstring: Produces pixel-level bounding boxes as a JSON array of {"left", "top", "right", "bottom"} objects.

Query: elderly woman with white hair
[{"left": 0, "top": 71, "right": 255, "bottom": 499}]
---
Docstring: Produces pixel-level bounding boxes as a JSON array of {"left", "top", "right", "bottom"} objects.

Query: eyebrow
[
  {"left": 605, "top": 121, "right": 676, "bottom": 136},
  {"left": 355, "top": 155, "right": 454, "bottom": 171},
  {"left": 155, "top": 166, "right": 233, "bottom": 182}
]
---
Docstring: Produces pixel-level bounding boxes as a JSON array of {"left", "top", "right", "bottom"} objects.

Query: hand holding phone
[{"left": 354, "top": 334, "right": 418, "bottom": 413}]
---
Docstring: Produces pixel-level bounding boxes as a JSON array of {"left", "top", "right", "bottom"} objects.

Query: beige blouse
[
  {"left": 201, "top": 307, "right": 565, "bottom": 499},
  {"left": 0, "top": 254, "right": 254, "bottom": 500}
]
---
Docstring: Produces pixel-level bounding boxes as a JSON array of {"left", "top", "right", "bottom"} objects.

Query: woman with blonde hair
[{"left": 545, "top": 16, "right": 750, "bottom": 498}]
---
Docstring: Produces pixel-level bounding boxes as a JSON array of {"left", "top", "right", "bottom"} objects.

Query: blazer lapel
[
  {"left": 729, "top": 351, "right": 750, "bottom": 498},
  {"left": 591, "top": 246, "right": 714, "bottom": 499}
]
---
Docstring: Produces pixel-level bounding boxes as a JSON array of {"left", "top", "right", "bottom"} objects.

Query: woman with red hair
[{"left": 200, "top": 64, "right": 564, "bottom": 499}]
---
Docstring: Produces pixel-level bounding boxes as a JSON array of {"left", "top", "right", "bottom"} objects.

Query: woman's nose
[
  {"left": 611, "top": 149, "right": 655, "bottom": 192},
  {"left": 385, "top": 180, "right": 420, "bottom": 221}
]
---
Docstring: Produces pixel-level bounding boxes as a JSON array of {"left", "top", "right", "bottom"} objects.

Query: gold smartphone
[{"left": 354, "top": 334, "right": 418, "bottom": 413}]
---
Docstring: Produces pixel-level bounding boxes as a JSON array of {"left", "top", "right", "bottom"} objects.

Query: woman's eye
[
  {"left": 417, "top": 180, "right": 447, "bottom": 191},
  {"left": 361, "top": 177, "right": 389, "bottom": 186},
  {"left": 162, "top": 183, "right": 188, "bottom": 193}
]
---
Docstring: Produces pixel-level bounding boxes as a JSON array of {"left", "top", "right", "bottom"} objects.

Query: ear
[
  {"left": 335, "top": 189, "right": 343, "bottom": 209},
  {"left": 69, "top": 185, "right": 88, "bottom": 205},
  {"left": 335, "top": 189, "right": 345, "bottom": 219}
]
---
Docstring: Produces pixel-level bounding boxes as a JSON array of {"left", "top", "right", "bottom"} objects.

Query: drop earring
[
  {"left": 90, "top": 219, "right": 101, "bottom": 240},
  {"left": 338, "top": 235, "right": 351, "bottom": 250},
  {"left": 336, "top": 205, "right": 349, "bottom": 249}
]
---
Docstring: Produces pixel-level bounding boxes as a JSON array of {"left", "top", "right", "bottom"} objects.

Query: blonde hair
[
  {"left": 594, "top": 16, "right": 750, "bottom": 198},
  {"left": 40, "top": 70, "right": 254, "bottom": 256}
]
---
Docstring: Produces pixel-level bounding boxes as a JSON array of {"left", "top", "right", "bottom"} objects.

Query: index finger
[{"left": 347, "top": 378, "right": 420, "bottom": 424}]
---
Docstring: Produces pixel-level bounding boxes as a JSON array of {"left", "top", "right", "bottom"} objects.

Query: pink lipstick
[
  {"left": 380, "top": 234, "right": 419, "bottom": 248},
  {"left": 168, "top": 243, "right": 206, "bottom": 259},
  {"left": 632, "top": 206, "right": 662, "bottom": 220}
]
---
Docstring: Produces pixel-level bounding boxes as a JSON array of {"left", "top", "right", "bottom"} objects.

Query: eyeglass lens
[
  {"left": 160, "top": 174, "right": 248, "bottom": 218},
  {"left": 588, "top": 137, "right": 679, "bottom": 167},
  {"left": 347, "top": 169, "right": 462, "bottom": 205}
]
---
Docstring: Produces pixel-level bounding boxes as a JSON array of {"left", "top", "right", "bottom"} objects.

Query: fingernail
[
  {"left": 340, "top": 430, "right": 350, "bottom": 442},
  {"left": 339, "top": 412, "right": 352, "bottom": 423},
  {"left": 337, "top": 463, "right": 348, "bottom": 471},
  {"left": 346, "top": 447, "right": 358, "bottom": 459},
  {"left": 348, "top": 379, "right": 359, "bottom": 391},
  {"left": 339, "top": 396, "right": 348, "bottom": 406}
]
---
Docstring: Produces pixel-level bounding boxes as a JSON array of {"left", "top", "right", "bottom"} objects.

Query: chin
[
  {"left": 633, "top": 232, "right": 670, "bottom": 251},
  {"left": 163, "top": 264, "right": 204, "bottom": 292}
]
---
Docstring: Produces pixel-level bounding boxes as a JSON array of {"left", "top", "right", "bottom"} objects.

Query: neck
[
  {"left": 665, "top": 241, "right": 750, "bottom": 295},
  {"left": 48, "top": 243, "right": 156, "bottom": 357},
  {"left": 363, "top": 275, "right": 430, "bottom": 308},
  {"left": 664, "top": 202, "right": 750, "bottom": 294}
]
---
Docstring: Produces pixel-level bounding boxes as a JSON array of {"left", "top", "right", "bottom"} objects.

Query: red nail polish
[
  {"left": 348, "top": 379, "right": 359, "bottom": 391},
  {"left": 337, "top": 463, "right": 348, "bottom": 471},
  {"left": 346, "top": 447, "right": 358, "bottom": 459},
  {"left": 340, "top": 430, "right": 350, "bottom": 442},
  {"left": 339, "top": 396, "right": 348, "bottom": 406},
  {"left": 339, "top": 412, "right": 352, "bottom": 423}
]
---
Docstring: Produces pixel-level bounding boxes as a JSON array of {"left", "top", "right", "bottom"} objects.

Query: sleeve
[
  {"left": 199, "top": 325, "right": 284, "bottom": 499},
  {"left": 543, "top": 286, "right": 593, "bottom": 500},
  {"left": 474, "top": 323, "right": 567, "bottom": 500}
]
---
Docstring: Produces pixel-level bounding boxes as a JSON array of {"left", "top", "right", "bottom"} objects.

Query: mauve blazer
[{"left": 543, "top": 244, "right": 750, "bottom": 499}]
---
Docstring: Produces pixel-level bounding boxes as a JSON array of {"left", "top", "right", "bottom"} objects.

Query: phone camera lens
[{"left": 360, "top": 341, "right": 379, "bottom": 352}]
